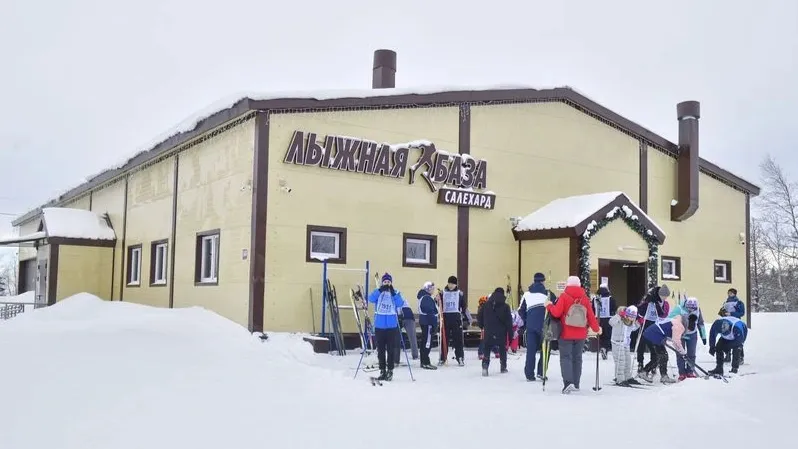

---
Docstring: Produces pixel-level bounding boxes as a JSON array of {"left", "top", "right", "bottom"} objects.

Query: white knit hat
[{"left": 566, "top": 276, "right": 581, "bottom": 287}]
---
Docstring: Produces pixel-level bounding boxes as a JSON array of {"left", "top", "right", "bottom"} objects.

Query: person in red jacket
[{"left": 545, "top": 276, "right": 601, "bottom": 394}]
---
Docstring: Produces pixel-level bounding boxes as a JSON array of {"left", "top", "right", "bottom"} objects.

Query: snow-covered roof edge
[
  {"left": 41, "top": 208, "right": 117, "bottom": 241},
  {"left": 13, "top": 84, "right": 760, "bottom": 226}
]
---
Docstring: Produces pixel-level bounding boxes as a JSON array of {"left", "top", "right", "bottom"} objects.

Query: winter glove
[
  {"left": 701, "top": 338, "right": 707, "bottom": 346},
  {"left": 709, "top": 348, "right": 716, "bottom": 356}
]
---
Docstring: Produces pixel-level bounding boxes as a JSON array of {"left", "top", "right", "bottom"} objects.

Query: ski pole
[
  {"left": 592, "top": 331, "right": 601, "bottom": 391},
  {"left": 354, "top": 347, "right": 367, "bottom": 380},
  {"left": 398, "top": 324, "right": 416, "bottom": 381}
]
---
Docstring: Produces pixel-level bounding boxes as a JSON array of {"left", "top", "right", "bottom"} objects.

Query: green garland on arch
[{"left": 577, "top": 205, "right": 660, "bottom": 293}]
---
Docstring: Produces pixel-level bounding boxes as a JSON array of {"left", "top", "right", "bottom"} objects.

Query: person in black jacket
[
  {"left": 478, "top": 287, "right": 513, "bottom": 376},
  {"left": 593, "top": 285, "right": 617, "bottom": 360},
  {"left": 416, "top": 281, "right": 439, "bottom": 370},
  {"left": 439, "top": 275, "right": 469, "bottom": 366}
]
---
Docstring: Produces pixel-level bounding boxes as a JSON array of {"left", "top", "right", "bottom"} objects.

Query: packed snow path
[{"left": 1, "top": 294, "right": 794, "bottom": 449}]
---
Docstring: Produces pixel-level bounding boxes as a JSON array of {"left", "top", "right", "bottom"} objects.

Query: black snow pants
[
  {"left": 375, "top": 327, "right": 400, "bottom": 371},
  {"left": 439, "top": 312, "right": 464, "bottom": 362},
  {"left": 643, "top": 343, "right": 669, "bottom": 376}
]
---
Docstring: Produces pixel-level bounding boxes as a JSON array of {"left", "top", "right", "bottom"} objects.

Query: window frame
[
  {"left": 305, "top": 225, "right": 347, "bottom": 264},
  {"left": 713, "top": 260, "right": 732, "bottom": 283},
  {"left": 149, "top": 239, "right": 169, "bottom": 287},
  {"left": 126, "top": 244, "right": 142, "bottom": 287},
  {"left": 195, "top": 230, "right": 221, "bottom": 286},
  {"left": 402, "top": 233, "right": 438, "bottom": 269},
  {"left": 660, "top": 256, "right": 681, "bottom": 281}
]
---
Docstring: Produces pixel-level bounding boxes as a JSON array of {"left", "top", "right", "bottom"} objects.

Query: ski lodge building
[{"left": 5, "top": 50, "right": 758, "bottom": 335}]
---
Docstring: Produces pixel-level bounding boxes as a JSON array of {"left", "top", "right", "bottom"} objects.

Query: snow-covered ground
[
  {"left": 0, "top": 290, "right": 37, "bottom": 313},
  {"left": 0, "top": 294, "right": 794, "bottom": 449}
]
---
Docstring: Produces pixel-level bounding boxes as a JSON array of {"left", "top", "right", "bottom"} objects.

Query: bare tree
[
  {"left": 759, "top": 155, "right": 798, "bottom": 259},
  {"left": 0, "top": 253, "right": 18, "bottom": 297}
]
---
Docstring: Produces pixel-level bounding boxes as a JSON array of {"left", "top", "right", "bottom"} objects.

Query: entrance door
[
  {"left": 597, "top": 258, "right": 647, "bottom": 308},
  {"left": 35, "top": 246, "right": 50, "bottom": 307},
  {"left": 625, "top": 262, "right": 647, "bottom": 307}
]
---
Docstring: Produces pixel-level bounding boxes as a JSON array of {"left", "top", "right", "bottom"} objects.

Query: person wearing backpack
[{"left": 545, "top": 276, "right": 601, "bottom": 394}]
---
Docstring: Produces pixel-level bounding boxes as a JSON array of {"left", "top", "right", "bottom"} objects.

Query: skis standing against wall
[
  {"left": 350, "top": 287, "right": 367, "bottom": 352},
  {"left": 326, "top": 279, "right": 346, "bottom": 356}
]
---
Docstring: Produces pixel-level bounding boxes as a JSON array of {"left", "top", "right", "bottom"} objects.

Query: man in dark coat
[
  {"left": 477, "top": 287, "right": 513, "bottom": 376},
  {"left": 593, "top": 285, "right": 617, "bottom": 360}
]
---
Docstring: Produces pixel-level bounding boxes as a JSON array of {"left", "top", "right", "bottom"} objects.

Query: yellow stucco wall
[
  {"left": 469, "top": 102, "right": 640, "bottom": 307},
  {"left": 90, "top": 179, "right": 126, "bottom": 300},
  {"left": 61, "top": 194, "right": 91, "bottom": 211},
  {"left": 519, "top": 239, "right": 570, "bottom": 306},
  {"left": 172, "top": 118, "right": 255, "bottom": 325},
  {"left": 589, "top": 219, "right": 649, "bottom": 266},
  {"left": 265, "top": 108, "right": 460, "bottom": 333},
  {"left": 647, "top": 150, "right": 748, "bottom": 320},
  {"left": 55, "top": 245, "right": 113, "bottom": 301},
  {"left": 123, "top": 158, "right": 175, "bottom": 308}
]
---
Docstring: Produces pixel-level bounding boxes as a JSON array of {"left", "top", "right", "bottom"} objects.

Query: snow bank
[
  {"left": 41, "top": 207, "right": 116, "bottom": 241},
  {"left": 1, "top": 293, "right": 793, "bottom": 449},
  {"left": 0, "top": 290, "right": 34, "bottom": 304}
]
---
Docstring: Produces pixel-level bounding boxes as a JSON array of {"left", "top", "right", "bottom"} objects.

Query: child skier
[
  {"left": 708, "top": 307, "right": 748, "bottom": 375},
  {"left": 638, "top": 312, "right": 684, "bottom": 384},
  {"left": 477, "top": 287, "right": 513, "bottom": 376},
  {"left": 508, "top": 309, "right": 523, "bottom": 353},
  {"left": 670, "top": 297, "right": 706, "bottom": 380},
  {"left": 416, "top": 281, "right": 439, "bottom": 370},
  {"left": 367, "top": 273, "right": 406, "bottom": 381},
  {"left": 609, "top": 305, "right": 643, "bottom": 386}
]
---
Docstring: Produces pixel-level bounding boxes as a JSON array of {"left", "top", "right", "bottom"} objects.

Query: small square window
[
  {"left": 661, "top": 256, "right": 681, "bottom": 281},
  {"left": 195, "top": 230, "right": 220, "bottom": 285},
  {"left": 150, "top": 240, "right": 168, "bottom": 286},
  {"left": 306, "top": 225, "right": 347, "bottom": 264},
  {"left": 126, "top": 245, "right": 142, "bottom": 286},
  {"left": 714, "top": 260, "right": 732, "bottom": 283},
  {"left": 402, "top": 233, "right": 438, "bottom": 269}
]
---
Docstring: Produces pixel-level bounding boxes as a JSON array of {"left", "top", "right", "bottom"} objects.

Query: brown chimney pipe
[
  {"left": 372, "top": 49, "right": 396, "bottom": 89},
  {"left": 671, "top": 100, "right": 700, "bottom": 221}
]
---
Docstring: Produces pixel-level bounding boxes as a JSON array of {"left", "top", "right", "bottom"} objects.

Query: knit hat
[
  {"left": 684, "top": 297, "right": 699, "bottom": 312},
  {"left": 533, "top": 272, "right": 546, "bottom": 283},
  {"left": 566, "top": 276, "right": 581, "bottom": 287},
  {"left": 478, "top": 296, "right": 489, "bottom": 306},
  {"left": 382, "top": 273, "right": 393, "bottom": 283},
  {"left": 624, "top": 305, "right": 638, "bottom": 319},
  {"left": 597, "top": 285, "right": 610, "bottom": 297},
  {"left": 658, "top": 284, "right": 671, "bottom": 299},
  {"left": 422, "top": 281, "right": 435, "bottom": 292},
  {"left": 447, "top": 275, "right": 458, "bottom": 285}
]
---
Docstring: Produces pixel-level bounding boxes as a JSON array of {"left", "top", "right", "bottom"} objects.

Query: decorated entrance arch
[{"left": 577, "top": 204, "right": 660, "bottom": 293}]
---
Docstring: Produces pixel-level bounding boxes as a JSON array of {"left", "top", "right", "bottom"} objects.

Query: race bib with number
[
  {"left": 375, "top": 292, "right": 397, "bottom": 315},
  {"left": 644, "top": 302, "right": 659, "bottom": 321},
  {"left": 442, "top": 291, "right": 460, "bottom": 313}
]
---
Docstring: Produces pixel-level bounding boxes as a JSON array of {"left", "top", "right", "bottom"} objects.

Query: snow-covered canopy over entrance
[
  {"left": 512, "top": 191, "right": 666, "bottom": 243},
  {"left": 0, "top": 208, "right": 117, "bottom": 247}
]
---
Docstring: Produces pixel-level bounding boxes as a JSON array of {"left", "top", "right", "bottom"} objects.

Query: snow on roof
[
  {"left": 0, "top": 232, "right": 46, "bottom": 245},
  {"left": 514, "top": 191, "right": 665, "bottom": 237},
  {"left": 41, "top": 208, "right": 116, "bottom": 241}
]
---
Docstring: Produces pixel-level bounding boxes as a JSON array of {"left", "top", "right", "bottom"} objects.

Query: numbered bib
[
  {"left": 375, "top": 292, "right": 396, "bottom": 315},
  {"left": 644, "top": 303, "right": 659, "bottom": 321},
  {"left": 442, "top": 291, "right": 459, "bottom": 313}
]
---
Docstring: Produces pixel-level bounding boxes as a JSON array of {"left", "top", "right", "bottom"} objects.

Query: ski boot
[
  {"left": 536, "top": 374, "right": 547, "bottom": 381},
  {"left": 500, "top": 367, "right": 508, "bottom": 374},
  {"left": 707, "top": 367, "right": 723, "bottom": 377},
  {"left": 377, "top": 370, "right": 388, "bottom": 381},
  {"left": 686, "top": 372, "right": 698, "bottom": 379},
  {"left": 562, "top": 383, "right": 575, "bottom": 394},
  {"left": 616, "top": 379, "right": 630, "bottom": 387},
  {"left": 638, "top": 370, "right": 654, "bottom": 383},
  {"left": 421, "top": 363, "right": 437, "bottom": 370},
  {"left": 678, "top": 374, "right": 687, "bottom": 382},
  {"left": 626, "top": 377, "right": 643, "bottom": 386},
  {"left": 457, "top": 357, "right": 465, "bottom": 367},
  {"left": 437, "top": 359, "right": 446, "bottom": 366},
  {"left": 730, "top": 367, "right": 739, "bottom": 374},
  {"left": 661, "top": 374, "right": 677, "bottom": 384},
  {"left": 384, "top": 370, "right": 394, "bottom": 381},
  {"left": 481, "top": 363, "right": 489, "bottom": 377}
]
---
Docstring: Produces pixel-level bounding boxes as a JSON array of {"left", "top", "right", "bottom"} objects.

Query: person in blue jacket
[
  {"left": 708, "top": 312, "right": 748, "bottom": 376},
  {"left": 416, "top": 281, "right": 439, "bottom": 370},
  {"left": 368, "top": 273, "right": 406, "bottom": 381},
  {"left": 517, "top": 272, "right": 556, "bottom": 381},
  {"left": 723, "top": 288, "right": 746, "bottom": 363}
]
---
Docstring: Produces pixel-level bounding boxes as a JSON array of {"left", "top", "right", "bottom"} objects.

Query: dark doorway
[{"left": 598, "top": 258, "right": 647, "bottom": 308}]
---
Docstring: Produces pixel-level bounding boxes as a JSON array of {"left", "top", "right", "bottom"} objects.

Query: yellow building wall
[
  {"left": 55, "top": 245, "right": 113, "bottom": 301},
  {"left": 172, "top": 119, "right": 255, "bottom": 325},
  {"left": 265, "top": 108, "right": 460, "bottom": 333},
  {"left": 519, "top": 239, "right": 570, "bottom": 305},
  {"left": 61, "top": 194, "right": 91, "bottom": 211},
  {"left": 647, "top": 150, "right": 748, "bottom": 321},
  {"left": 589, "top": 219, "right": 649, "bottom": 266},
  {"left": 89, "top": 179, "right": 126, "bottom": 300},
  {"left": 470, "top": 102, "right": 640, "bottom": 308},
  {"left": 123, "top": 158, "right": 175, "bottom": 308},
  {"left": 16, "top": 218, "right": 40, "bottom": 262}
]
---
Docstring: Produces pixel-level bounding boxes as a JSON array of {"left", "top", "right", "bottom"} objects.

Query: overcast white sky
[{"left": 1, "top": 0, "right": 797, "bottom": 243}]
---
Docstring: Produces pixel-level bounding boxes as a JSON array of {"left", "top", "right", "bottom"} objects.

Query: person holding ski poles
[
  {"left": 708, "top": 306, "right": 748, "bottom": 376},
  {"left": 638, "top": 312, "right": 684, "bottom": 384},
  {"left": 608, "top": 305, "right": 644, "bottom": 387},
  {"left": 439, "top": 276, "right": 468, "bottom": 366},
  {"left": 723, "top": 288, "right": 746, "bottom": 364},
  {"left": 635, "top": 285, "right": 671, "bottom": 372},
  {"left": 669, "top": 297, "right": 706, "bottom": 381},
  {"left": 545, "top": 276, "right": 601, "bottom": 394},
  {"left": 593, "top": 284, "right": 616, "bottom": 360},
  {"left": 416, "top": 281, "right": 439, "bottom": 370},
  {"left": 368, "top": 273, "right": 406, "bottom": 382},
  {"left": 517, "top": 272, "right": 554, "bottom": 382}
]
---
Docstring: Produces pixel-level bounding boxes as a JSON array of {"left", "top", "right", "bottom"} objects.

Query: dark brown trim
[
  {"left": 110, "top": 245, "right": 116, "bottom": 298},
  {"left": 516, "top": 240, "right": 522, "bottom": 300},
  {"left": 745, "top": 194, "right": 752, "bottom": 327},
  {"left": 149, "top": 239, "right": 169, "bottom": 287},
  {"left": 168, "top": 155, "right": 179, "bottom": 307},
  {"left": 568, "top": 237, "right": 579, "bottom": 277},
  {"left": 48, "top": 243, "right": 59, "bottom": 306},
  {"left": 457, "top": 103, "right": 471, "bottom": 299},
  {"left": 639, "top": 141, "right": 648, "bottom": 212},
  {"left": 88, "top": 191, "right": 93, "bottom": 211},
  {"left": 45, "top": 237, "right": 116, "bottom": 247},
  {"left": 672, "top": 101, "right": 700, "bottom": 222},
  {"left": 660, "top": 255, "right": 682, "bottom": 281},
  {"left": 713, "top": 259, "right": 732, "bottom": 284},
  {"left": 125, "top": 244, "right": 143, "bottom": 287},
  {"left": 13, "top": 84, "right": 759, "bottom": 228},
  {"left": 194, "top": 229, "right": 221, "bottom": 286},
  {"left": 248, "top": 112, "right": 268, "bottom": 333},
  {"left": 119, "top": 176, "right": 129, "bottom": 301},
  {"left": 401, "top": 233, "right": 438, "bottom": 269},
  {"left": 513, "top": 193, "right": 666, "bottom": 244},
  {"left": 305, "top": 225, "right": 347, "bottom": 264}
]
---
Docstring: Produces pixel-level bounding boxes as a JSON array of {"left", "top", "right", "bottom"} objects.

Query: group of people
[{"left": 366, "top": 271, "right": 749, "bottom": 393}]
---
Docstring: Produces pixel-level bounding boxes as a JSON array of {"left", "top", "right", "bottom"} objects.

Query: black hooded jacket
[{"left": 477, "top": 288, "right": 513, "bottom": 340}]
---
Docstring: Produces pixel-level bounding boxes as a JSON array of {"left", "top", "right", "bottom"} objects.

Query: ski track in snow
[{"left": 0, "top": 295, "right": 795, "bottom": 449}]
